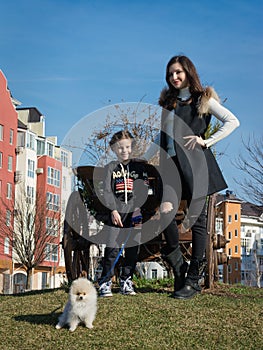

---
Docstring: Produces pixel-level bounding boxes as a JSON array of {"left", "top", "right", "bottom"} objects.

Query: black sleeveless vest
[{"left": 160, "top": 100, "right": 227, "bottom": 200}]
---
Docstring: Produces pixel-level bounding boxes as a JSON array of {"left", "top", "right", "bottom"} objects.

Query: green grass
[{"left": 0, "top": 282, "right": 262, "bottom": 350}]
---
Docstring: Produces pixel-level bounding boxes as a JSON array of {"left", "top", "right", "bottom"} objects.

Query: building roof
[
  {"left": 17, "top": 119, "right": 27, "bottom": 130},
  {"left": 17, "top": 107, "right": 44, "bottom": 122},
  {"left": 241, "top": 202, "right": 263, "bottom": 218},
  {"left": 216, "top": 190, "right": 243, "bottom": 205},
  {"left": 216, "top": 191, "right": 262, "bottom": 218}
]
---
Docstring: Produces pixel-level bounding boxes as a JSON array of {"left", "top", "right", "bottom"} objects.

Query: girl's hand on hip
[
  {"left": 183, "top": 135, "right": 206, "bottom": 150},
  {"left": 111, "top": 210, "right": 123, "bottom": 227},
  {"left": 160, "top": 201, "right": 173, "bottom": 214}
]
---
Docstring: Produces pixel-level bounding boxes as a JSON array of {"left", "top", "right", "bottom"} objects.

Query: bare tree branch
[
  {"left": 81, "top": 103, "right": 161, "bottom": 166},
  {"left": 0, "top": 189, "right": 61, "bottom": 289},
  {"left": 232, "top": 134, "right": 263, "bottom": 205}
]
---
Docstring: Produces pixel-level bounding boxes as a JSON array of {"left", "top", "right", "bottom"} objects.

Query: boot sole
[{"left": 173, "top": 290, "right": 201, "bottom": 300}]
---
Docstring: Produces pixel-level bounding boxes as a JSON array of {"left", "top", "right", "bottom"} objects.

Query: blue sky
[{"left": 0, "top": 0, "right": 262, "bottom": 198}]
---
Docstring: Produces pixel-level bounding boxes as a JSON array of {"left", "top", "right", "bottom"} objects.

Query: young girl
[
  {"left": 145, "top": 55, "right": 240, "bottom": 299},
  {"left": 98, "top": 130, "right": 148, "bottom": 297}
]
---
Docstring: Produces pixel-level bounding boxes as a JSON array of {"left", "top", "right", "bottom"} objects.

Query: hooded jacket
[{"left": 103, "top": 159, "right": 149, "bottom": 214}]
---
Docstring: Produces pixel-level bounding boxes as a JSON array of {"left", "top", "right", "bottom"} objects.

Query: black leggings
[{"left": 162, "top": 198, "right": 207, "bottom": 261}]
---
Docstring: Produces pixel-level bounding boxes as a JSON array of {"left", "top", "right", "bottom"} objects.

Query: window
[
  {"left": 13, "top": 273, "right": 26, "bottom": 293},
  {"left": 0, "top": 152, "right": 2, "bottom": 168},
  {"left": 46, "top": 192, "right": 60, "bottom": 211},
  {"left": 4, "top": 237, "right": 9, "bottom": 254},
  {"left": 215, "top": 218, "right": 223, "bottom": 233},
  {"left": 0, "top": 124, "right": 3, "bottom": 141},
  {"left": 27, "top": 159, "right": 35, "bottom": 178},
  {"left": 27, "top": 133, "right": 35, "bottom": 150},
  {"left": 235, "top": 262, "right": 238, "bottom": 271},
  {"left": 53, "top": 194, "right": 60, "bottom": 211},
  {"left": 228, "top": 231, "right": 232, "bottom": 240},
  {"left": 246, "top": 231, "right": 252, "bottom": 237},
  {"left": 228, "top": 265, "right": 232, "bottom": 273},
  {"left": 37, "top": 139, "right": 45, "bottom": 155},
  {"left": 47, "top": 167, "right": 60, "bottom": 187},
  {"left": 235, "top": 229, "right": 238, "bottom": 237},
  {"left": 60, "top": 246, "right": 65, "bottom": 262},
  {"left": 235, "top": 213, "right": 238, "bottom": 221},
  {"left": 62, "top": 199, "right": 66, "bottom": 212},
  {"left": 228, "top": 215, "right": 232, "bottom": 223},
  {"left": 46, "top": 192, "right": 53, "bottom": 210},
  {"left": 26, "top": 186, "right": 35, "bottom": 204},
  {"left": 228, "top": 248, "right": 232, "bottom": 256},
  {"left": 6, "top": 210, "right": 11, "bottom": 226},
  {"left": 46, "top": 217, "right": 58, "bottom": 236},
  {"left": 61, "top": 150, "right": 69, "bottom": 167},
  {"left": 241, "top": 238, "right": 251, "bottom": 254},
  {"left": 47, "top": 142, "right": 54, "bottom": 157},
  {"left": 235, "top": 245, "right": 238, "bottom": 254},
  {"left": 0, "top": 180, "right": 2, "bottom": 197},
  {"left": 7, "top": 183, "right": 12, "bottom": 199},
  {"left": 17, "top": 131, "right": 25, "bottom": 147},
  {"left": 42, "top": 272, "right": 48, "bottom": 289},
  {"left": 63, "top": 176, "right": 67, "bottom": 190},
  {"left": 8, "top": 156, "right": 13, "bottom": 172},
  {"left": 45, "top": 243, "right": 58, "bottom": 262},
  {"left": 151, "top": 269, "right": 157, "bottom": 279},
  {"left": 10, "top": 129, "right": 14, "bottom": 145}
]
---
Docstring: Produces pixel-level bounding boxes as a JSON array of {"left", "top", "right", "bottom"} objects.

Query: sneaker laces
[
  {"left": 99, "top": 280, "right": 112, "bottom": 292},
  {"left": 122, "top": 277, "right": 134, "bottom": 292}
]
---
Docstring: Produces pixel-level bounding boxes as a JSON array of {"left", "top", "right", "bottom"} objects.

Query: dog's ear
[{"left": 80, "top": 271, "right": 87, "bottom": 279}]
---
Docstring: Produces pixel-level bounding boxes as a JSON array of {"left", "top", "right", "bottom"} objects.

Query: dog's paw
[
  {"left": 69, "top": 326, "right": 77, "bottom": 332},
  {"left": 55, "top": 324, "right": 62, "bottom": 330},
  {"left": 86, "top": 324, "right": 94, "bottom": 329}
]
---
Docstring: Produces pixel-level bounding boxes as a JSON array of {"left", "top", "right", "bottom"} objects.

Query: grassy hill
[{"left": 0, "top": 281, "right": 262, "bottom": 350}]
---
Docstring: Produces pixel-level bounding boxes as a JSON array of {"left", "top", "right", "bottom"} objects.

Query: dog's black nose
[{"left": 79, "top": 296, "right": 83, "bottom": 300}]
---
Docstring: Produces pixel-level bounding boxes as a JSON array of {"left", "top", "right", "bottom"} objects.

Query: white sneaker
[
  {"left": 99, "top": 280, "right": 113, "bottom": 297},
  {"left": 120, "top": 277, "right": 136, "bottom": 295}
]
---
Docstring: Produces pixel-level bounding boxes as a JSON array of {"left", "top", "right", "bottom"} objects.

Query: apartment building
[
  {"left": 240, "top": 202, "right": 263, "bottom": 287},
  {"left": 0, "top": 71, "right": 18, "bottom": 293},
  {"left": 0, "top": 70, "right": 73, "bottom": 294},
  {"left": 13, "top": 107, "right": 72, "bottom": 292},
  {"left": 216, "top": 191, "right": 263, "bottom": 287}
]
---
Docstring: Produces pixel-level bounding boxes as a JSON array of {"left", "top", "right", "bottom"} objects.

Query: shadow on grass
[
  {"left": 9, "top": 287, "right": 64, "bottom": 298},
  {"left": 111, "top": 284, "right": 173, "bottom": 295},
  {"left": 136, "top": 287, "right": 172, "bottom": 294},
  {"left": 14, "top": 310, "right": 61, "bottom": 326}
]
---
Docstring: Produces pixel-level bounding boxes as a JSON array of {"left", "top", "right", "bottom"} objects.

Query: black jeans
[
  {"left": 99, "top": 212, "right": 141, "bottom": 283},
  {"left": 100, "top": 245, "right": 139, "bottom": 283}
]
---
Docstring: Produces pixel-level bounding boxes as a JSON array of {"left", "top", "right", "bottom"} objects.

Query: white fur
[{"left": 56, "top": 278, "right": 97, "bottom": 332}]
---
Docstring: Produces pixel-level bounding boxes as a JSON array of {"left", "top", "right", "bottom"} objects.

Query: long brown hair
[{"left": 160, "top": 55, "right": 204, "bottom": 110}]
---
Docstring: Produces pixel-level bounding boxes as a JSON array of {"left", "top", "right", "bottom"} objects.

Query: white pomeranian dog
[{"left": 56, "top": 277, "right": 97, "bottom": 332}]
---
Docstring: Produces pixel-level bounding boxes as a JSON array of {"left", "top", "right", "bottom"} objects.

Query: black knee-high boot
[
  {"left": 161, "top": 246, "right": 188, "bottom": 294},
  {"left": 173, "top": 258, "right": 206, "bottom": 299}
]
